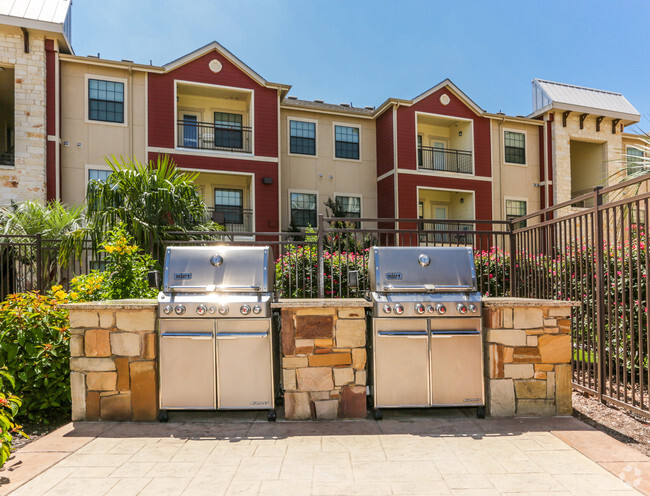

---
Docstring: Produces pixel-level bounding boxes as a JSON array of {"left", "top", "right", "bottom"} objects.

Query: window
[
  {"left": 214, "top": 112, "right": 243, "bottom": 149},
  {"left": 627, "top": 147, "right": 644, "bottom": 175},
  {"left": 88, "top": 169, "right": 112, "bottom": 182},
  {"left": 290, "top": 192, "right": 317, "bottom": 227},
  {"left": 214, "top": 188, "right": 244, "bottom": 224},
  {"left": 181, "top": 114, "right": 198, "bottom": 148},
  {"left": 88, "top": 79, "right": 124, "bottom": 123},
  {"left": 417, "top": 135, "right": 423, "bottom": 167},
  {"left": 504, "top": 131, "right": 525, "bottom": 164},
  {"left": 506, "top": 199, "right": 527, "bottom": 229},
  {"left": 290, "top": 120, "right": 316, "bottom": 155},
  {"left": 335, "top": 125, "right": 360, "bottom": 159},
  {"left": 335, "top": 196, "right": 361, "bottom": 227}
]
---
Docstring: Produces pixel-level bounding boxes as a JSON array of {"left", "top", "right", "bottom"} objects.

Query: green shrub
[
  {"left": 0, "top": 291, "right": 70, "bottom": 423},
  {"left": 0, "top": 369, "right": 25, "bottom": 468}
]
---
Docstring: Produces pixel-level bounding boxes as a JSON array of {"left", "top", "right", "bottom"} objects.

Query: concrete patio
[{"left": 1, "top": 411, "right": 649, "bottom": 496}]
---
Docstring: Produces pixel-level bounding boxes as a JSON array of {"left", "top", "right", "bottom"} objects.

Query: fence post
[
  {"left": 508, "top": 220, "right": 516, "bottom": 297},
  {"left": 317, "top": 214, "right": 325, "bottom": 298},
  {"left": 35, "top": 232, "right": 43, "bottom": 292},
  {"left": 592, "top": 186, "right": 605, "bottom": 404}
]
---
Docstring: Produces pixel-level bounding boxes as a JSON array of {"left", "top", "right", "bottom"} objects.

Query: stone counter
[
  {"left": 482, "top": 298, "right": 579, "bottom": 417},
  {"left": 276, "top": 299, "right": 370, "bottom": 420},
  {"left": 63, "top": 301, "right": 158, "bottom": 421}
]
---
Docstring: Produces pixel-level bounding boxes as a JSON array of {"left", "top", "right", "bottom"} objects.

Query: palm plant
[{"left": 73, "top": 154, "right": 220, "bottom": 265}]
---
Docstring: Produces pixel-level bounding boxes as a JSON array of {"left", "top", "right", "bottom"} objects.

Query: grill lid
[
  {"left": 369, "top": 246, "right": 477, "bottom": 293},
  {"left": 162, "top": 246, "right": 274, "bottom": 293}
]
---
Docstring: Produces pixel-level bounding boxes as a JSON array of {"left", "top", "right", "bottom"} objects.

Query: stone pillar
[
  {"left": 279, "top": 302, "right": 370, "bottom": 420},
  {"left": 65, "top": 301, "right": 158, "bottom": 421},
  {"left": 483, "top": 299, "right": 576, "bottom": 417}
]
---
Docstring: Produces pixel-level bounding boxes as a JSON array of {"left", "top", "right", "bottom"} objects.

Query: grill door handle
[
  {"left": 161, "top": 332, "right": 213, "bottom": 339},
  {"left": 430, "top": 331, "right": 480, "bottom": 336},
  {"left": 378, "top": 331, "right": 427, "bottom": 337},
  {"left": 217, "top": 332, "right": 269, "bottom": 339}
]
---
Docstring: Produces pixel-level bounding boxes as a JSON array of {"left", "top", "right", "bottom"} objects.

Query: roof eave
[
  {"left": 528, "top": 102, "right": 640, "bottom": 124},
  {"left": 0, "top": 14, "right": 72, "bottom": 53}
]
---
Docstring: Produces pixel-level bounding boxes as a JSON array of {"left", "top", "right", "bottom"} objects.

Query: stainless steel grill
[
  {"left": 157, "top": 246, "right": 278, "bottom": 422},
  {"left": 368, "top": 246, "right": 485, "bottom": 419}
]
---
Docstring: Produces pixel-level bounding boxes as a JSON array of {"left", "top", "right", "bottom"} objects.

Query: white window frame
[
  {"left": 333, "top": 192, "right": 362, "bottom": 225},
  {"left": 85, "top": 164, "right": 114, "bottom": 190},
  {"left": 626, "top": 146, "right": 644, "bottom": 175},
  {"left": 503, "top": 129, "right": 527, "bottom": 166},
  {"left": 84, "top": 74, "right": 128, "bottom": 127},
  {"left": 332, "top": 122, "right": 362, "bottom": 162},
  {"left": 288, "top": 189, "right": 319, "bottom": 229},
  {"left": 287, "top": 117, "right": 318, "bottom": 158},
  {"left": 504, "top": 196, "right": 528, "bottom": 227}
]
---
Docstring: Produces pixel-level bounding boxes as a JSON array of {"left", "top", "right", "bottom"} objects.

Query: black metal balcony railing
[
  {"left": 418, "top": 146, "right": 472, "bottom": 174},
  {"left": 177, "top": 120, "right": 252, "bottom": 153},
  {"left": 208, "top": 207, "right": 253, "bottom": 232},
  {"left": 0, "top": 152, "right": 14, "bottom": 166},
  {"left": 419, "top": 220, "right": 474, "bottom": 245}
]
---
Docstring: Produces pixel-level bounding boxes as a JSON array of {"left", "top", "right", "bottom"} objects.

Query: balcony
[
  {"left": 209, "top": 207, "right": 254, "bottom": 232},
  {"left": 418, "top": 146, "right": 472, "bottom": 174},
  {"left": 419, "top": 220, "right": 474, "bottom": 245},
  {"left": 177, "top": 120, "right": 252, "bottom": 153}
]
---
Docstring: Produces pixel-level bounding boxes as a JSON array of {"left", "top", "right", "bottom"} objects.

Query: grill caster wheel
[
  {"left": 158, "top": 410, "right": 169, "bottom": 423},
  {"left": 372, "top": 408, "right": 383, "bottom": 421},
  {"left": 267, "top": 409, "right": 277, "bottom": 422},
  {"left": 476, "top": 406, "right": 486, "bottom": 419}
]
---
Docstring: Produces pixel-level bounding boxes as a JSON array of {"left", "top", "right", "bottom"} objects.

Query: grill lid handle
[{"left": 382, "top": 284, "right": 475, "bottom": 292}]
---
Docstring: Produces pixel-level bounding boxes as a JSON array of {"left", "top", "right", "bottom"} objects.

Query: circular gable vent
[
  {"left": 440, "top": 94, "right": 450, "bottom": 105},
  {"left": 209, "top": 59, "right": 223, "bottom": 73}
]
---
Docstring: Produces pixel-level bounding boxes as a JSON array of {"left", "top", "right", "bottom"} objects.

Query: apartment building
[{"left": 0, "top": 1, "right": 644, "bottom": 234}]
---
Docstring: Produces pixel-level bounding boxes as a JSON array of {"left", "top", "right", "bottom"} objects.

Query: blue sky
[{"left": 71, "top": 0, "right": 650, "bottom": 128}]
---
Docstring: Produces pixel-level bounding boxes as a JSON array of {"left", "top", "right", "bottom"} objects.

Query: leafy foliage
[
  {"left": 0, "top": 369, "right": 25, "bottom": 468},
  {"left": 0, "top": 291, "right": 70, "bottom": 423}
]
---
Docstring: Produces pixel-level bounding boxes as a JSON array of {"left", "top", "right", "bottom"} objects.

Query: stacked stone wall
[{"left": 280, "top": 306, "right": 368, "bottom": 420}]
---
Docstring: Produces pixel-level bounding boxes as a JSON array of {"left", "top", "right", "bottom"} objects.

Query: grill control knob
[
  {"left": 196, "top": 304, "right": 207, "bottom": 316},
  {"left": 218, "top": 306, "right": 229, "bottom": 315},
  {"left": 427, "top": 305, "right": 435, "bottom": 314},
  {"left": 382, "top": 304, "right": 392, "bottom": 314},
  {"left": 394, "top": 304, "right": 404, "bottom": 315},
  {"left": 252, "top": 305, "right": 262, "bottom": 314},
  {"left": 240, "top": 304, "right": 251, "bottom": 315},
  {"left": 468, "top": 304, "right": 478, "bottom": 313},
  {"left": 163, "top": 305, "right": 172, "bottom": 315},
  {"left": 174, "top": 304, "right": 186, "bottom": 315},
  {"left": 457, "top": 304, "right": 468, "bottom": 315},
  {"left": 415, "top": 303, "right": 425, "bottom": 315},
  {"left": 436, "top": 304, "right": 447, "bottom": 315},
  {"left": 208, "top": 306, "right": 216, "bottom": 314}
]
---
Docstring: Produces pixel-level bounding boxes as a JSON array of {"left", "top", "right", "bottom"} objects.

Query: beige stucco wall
[
  {"left": 193, "top": 172, "right": 252, "bottom": 209},
  {"left": 0, "top": 26, "right": 48, "bottom": 205},
  {"left": 177, "top": 84, "right": 250, "bottom": 126},
  {"left": 60, "top": 60, "right": 147, "bottom": 207},
  {"left": 490, "top": 119, "right": 542, "bottom": 222},
  {"left": 279, "top": 108, "right": 377, "bottom": 229}
]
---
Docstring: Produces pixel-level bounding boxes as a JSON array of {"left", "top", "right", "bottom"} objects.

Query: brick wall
[
  {"left": 483, "top": 300, "right": 576, "bottom": 416},
  {"left": 279, "top": 304, "right": 370, "bottom": 420},
  {"left": 67, "top": 303, "right": 158, "bottom": 422}
]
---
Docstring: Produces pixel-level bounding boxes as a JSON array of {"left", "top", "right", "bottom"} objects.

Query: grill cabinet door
[
  {"left": 430, "top": 329, "right": 484, "bottom": 406},
  {"left": 159, "top": 320, "right": 216, "bottom": 410},
  {"left": 373, "top": 319, "right": 429, "bottom": 407},
  {"left": 216, "top": 319, "right": 274, "bottom": 409}
]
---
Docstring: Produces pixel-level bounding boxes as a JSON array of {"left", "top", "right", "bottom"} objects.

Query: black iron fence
[
  {"left": 176, "top": 120, "right": 252, "bottom": 153},
  {"left": 418, "top": 146, "right": 472, "bottom": 174},
  {"left": 3, "top": 176, "right": 650, "bottom": 417}
]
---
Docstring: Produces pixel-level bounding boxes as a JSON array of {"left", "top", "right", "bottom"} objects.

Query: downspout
[
  {"left": 543, "top": 116, "right": 549, "bottom": 213},
  {"left": 498, "top": 116, "right": 505, "bottom": 220},
  {"left": 129, "top": 66, "right": 134, "bottom": 158}
]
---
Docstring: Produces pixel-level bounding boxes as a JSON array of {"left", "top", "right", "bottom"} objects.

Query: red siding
[
  {"left": 538, "top": 122, "right": 546, "bottom": 210},
  {"left": 45, "top": 39, "right": 57, "bottom": 201},
  {"left": 396, "top": 87, "right": 492, "bottom": 178},
  {"left": 148, "top": 152, "right": 279, "bottom": 231},
  {"left": 147, "top": 50, "right": 278, "bottom": 158},
  {"left": 377, "top": 176, "right": 395, "bottom": 219},
  {"left": 375, "top": 109, "right": 394, "bottom": 177}
]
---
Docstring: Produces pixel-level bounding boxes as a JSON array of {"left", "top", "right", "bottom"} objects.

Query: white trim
[
  {"left": 209, "top": 171, "right": 256, "bottom": 231},
  {"left": 377, "top": 170, "right": 394, "bottom": 182},
  {"left": 174, "top": 80, "right": 255, "bottom": 156},
  {"left": 414, "top": 111, "right": 476, "bottom": 176},
  {"left": 416, "top": 185, "right": 476, "bottom": 219},
  {"left": 277, "top": 90, "right": 282, "bottom": 234},
  {"left": 504, "top": 196, "right": 528, "bottom": 222},
  {"left": 147, "top": 147, "right": 278, "bottom": 163},
  {"left": 411, "top": 79, "right": 484, "bottom": 116},
  {"left": 397, "top": 169, "right": 492, "bottom": 182},
  {"left": 84, "top": 163, "right": 113, "bottom": 191},
  {"left": 287, "top": 116, "right": 318, "bottom": 158},
  {"left": 332, "top": 122, "right": 362, "bottom": 162},
  {"left": 84, "top": 74, "right": 128, "bottom": 127},
  {"left": 503, "top": 128, "right": 528, "bottom": 166},
  {"left": 55, "top": 50, "right": 60, "bottom": 199},
  {"left": 144, "top": 72, "right": 149, "bottom": 152},
  {"left": 392, "top": 106, "right": 399, "bottom": 219},
  {"left": 280, "top": 104, "right": 374, "bottom": 120},
  {"left": 288, "top": 189, "right": 319, "bottom": 229}
]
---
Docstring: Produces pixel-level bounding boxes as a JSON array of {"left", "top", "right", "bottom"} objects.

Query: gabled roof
[
  {"left": 0, "top": 0, "right": 72, "bottom": 53},
  {"left": 530, "top": 79, "right": 640, "bottom": 122},
  {"left": 164, "top": 41, "right": 290, "bottom": 92},
  {"left": 375, "top": 78, "right": 485, "bottom": 117}
]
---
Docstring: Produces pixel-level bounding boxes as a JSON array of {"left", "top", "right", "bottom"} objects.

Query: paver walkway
[{"left": 1, "top": 411, "right": 649, "bottom": 496}]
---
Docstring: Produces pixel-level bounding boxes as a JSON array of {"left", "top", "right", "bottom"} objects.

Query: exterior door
[
  {"left": 430, "top": 138, "right": 447, "bottom": 171},
  {"left": 181, "top": 113, "right": 199, "bottom": 148},
  {"left": 432, "top": 205, "right": 448, "bottom": 243}
]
